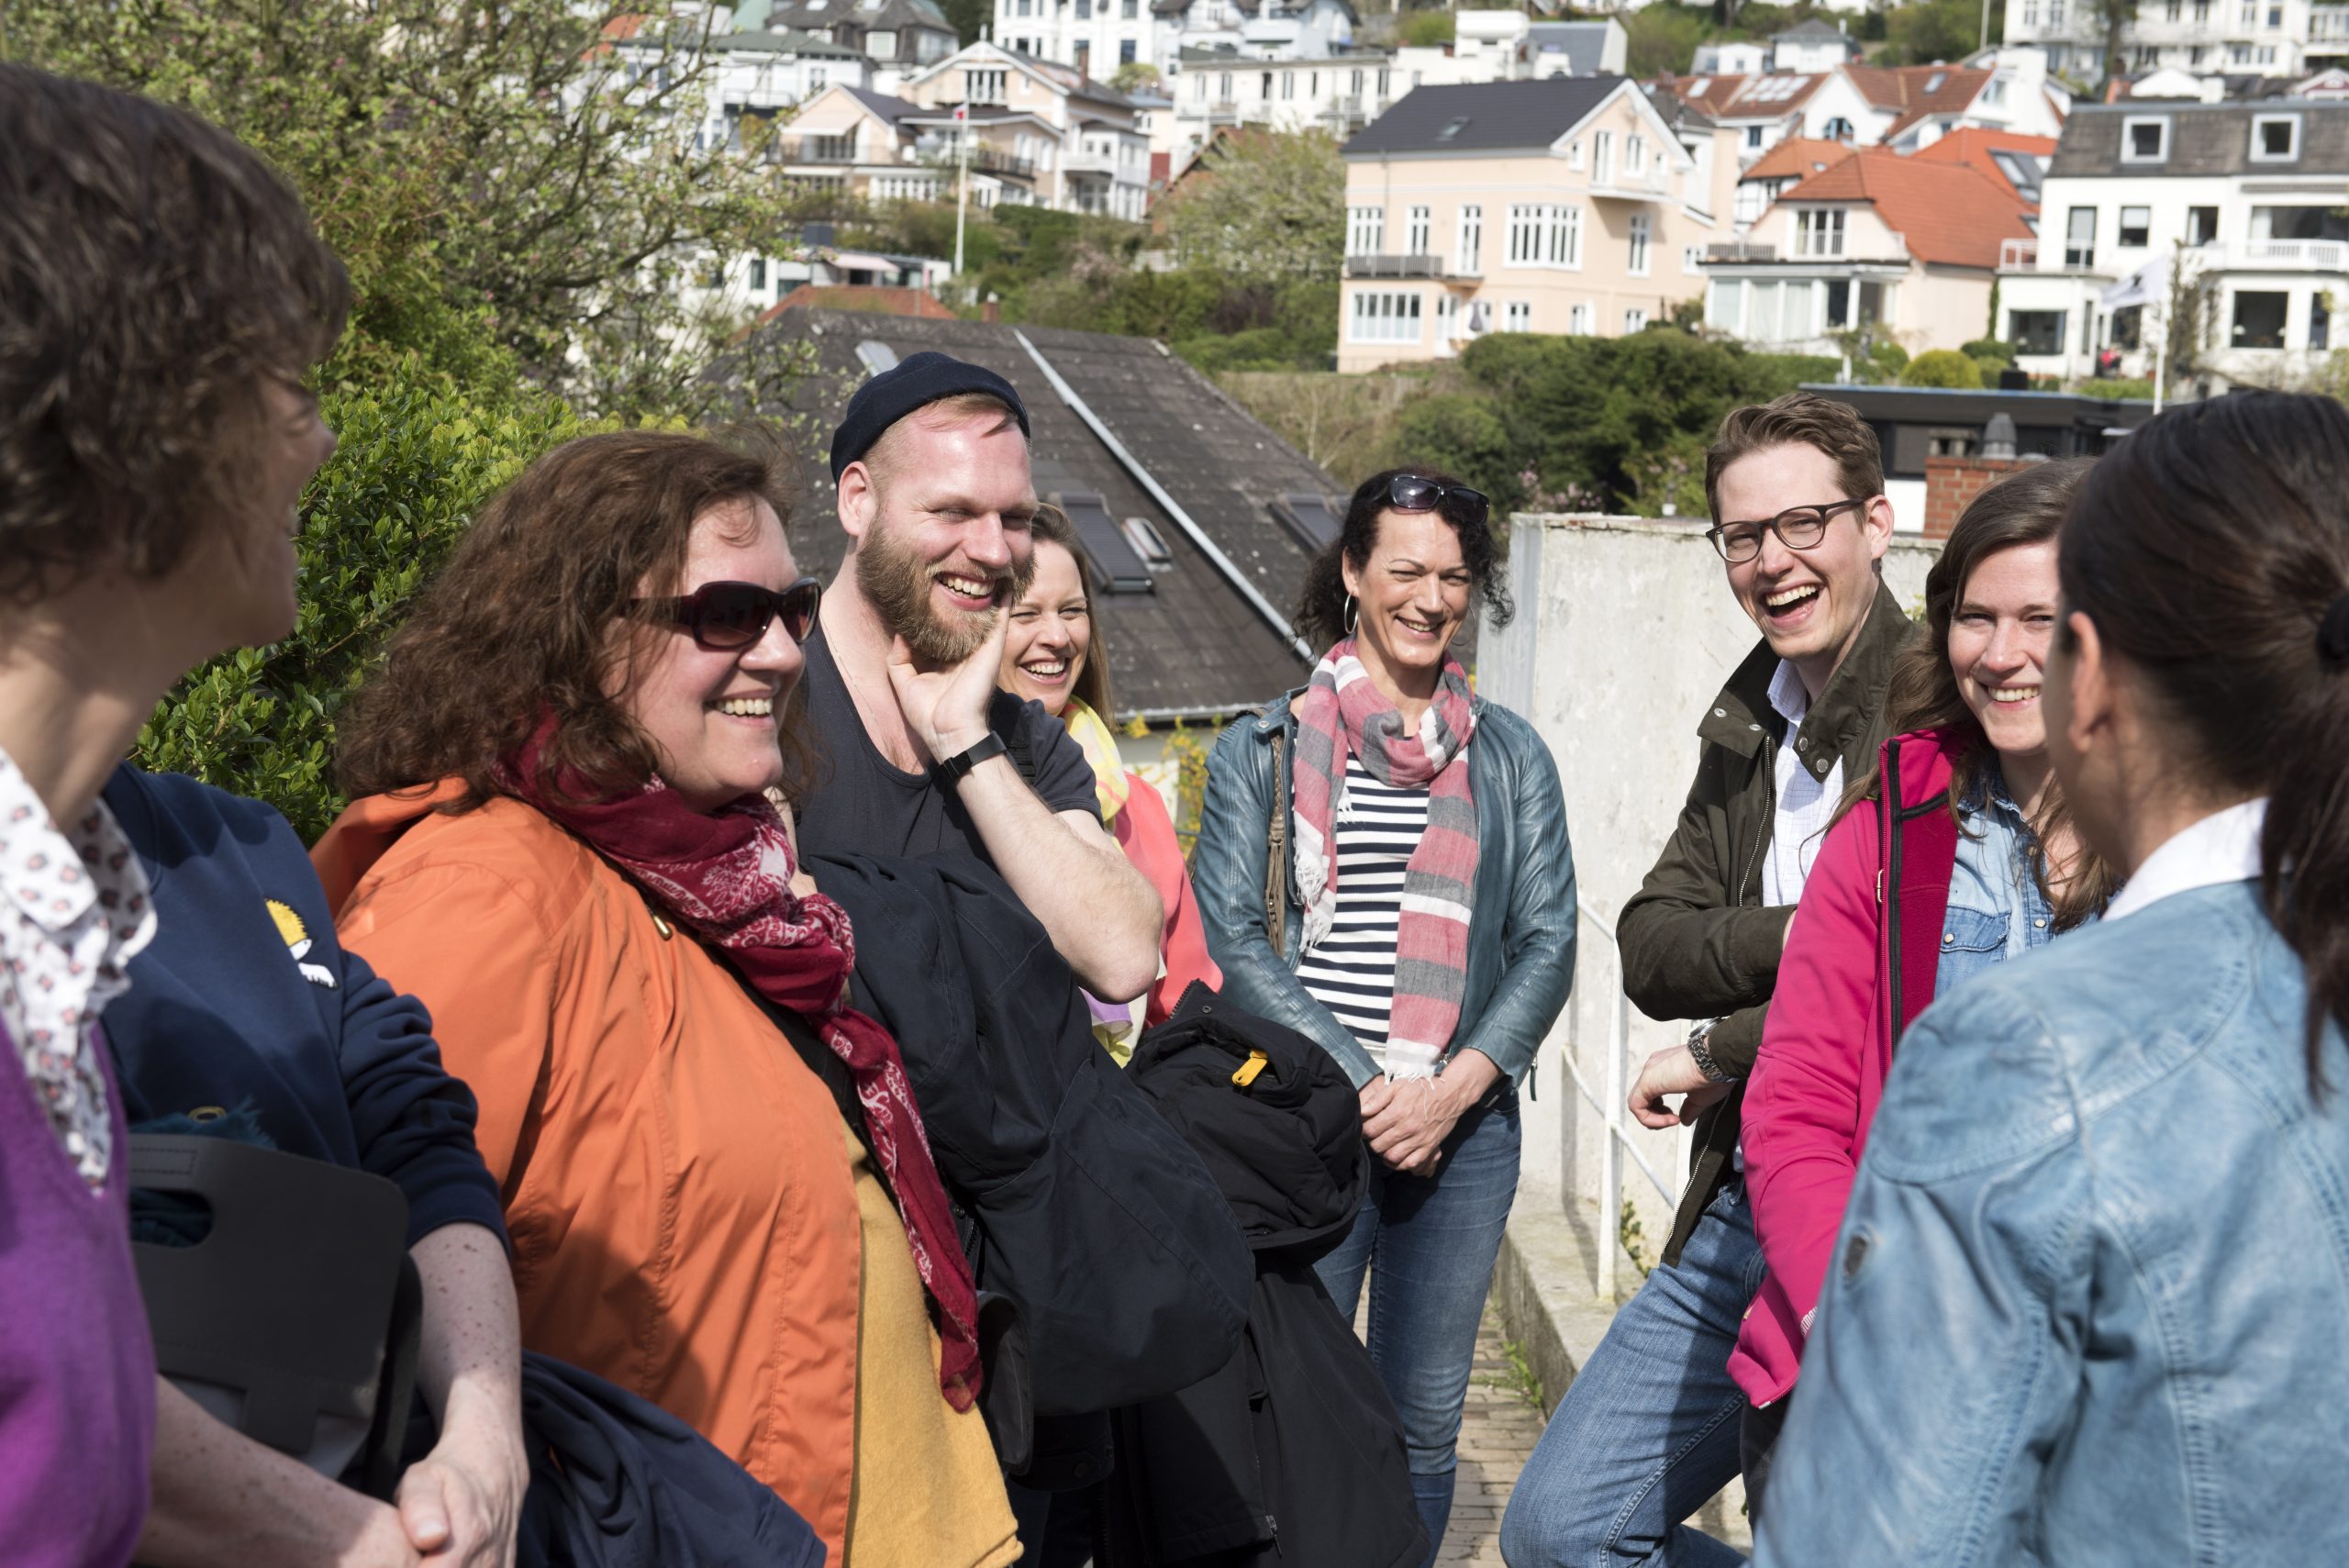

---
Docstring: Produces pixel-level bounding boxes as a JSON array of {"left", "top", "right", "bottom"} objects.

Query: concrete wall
[{"left": 1478, "top": 514, "right": 1937, "bottom": 1267}]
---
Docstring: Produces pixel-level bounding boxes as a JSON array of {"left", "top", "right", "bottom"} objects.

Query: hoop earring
[{"left": 1343, "top": 595, "right": 1359, "bottom": 636}]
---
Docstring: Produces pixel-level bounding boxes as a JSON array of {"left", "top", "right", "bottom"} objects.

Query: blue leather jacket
[
  {"left": 1755, "top": 880, "right": 2349, "bottom": 1566},
  {"left": 1192, "top": 690, "right": 1576, "bottom": 1090}
]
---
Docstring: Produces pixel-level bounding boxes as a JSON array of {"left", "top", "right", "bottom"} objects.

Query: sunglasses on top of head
[
  {"left": 632, "top": 577, "right": 823, "bottom": 651},
  {"left": 1386, "top": 474, "right": 1490, "bottom": 530}
]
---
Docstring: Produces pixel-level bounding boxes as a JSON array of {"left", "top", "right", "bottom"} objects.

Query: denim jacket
[
  {"left": 1936, "top": 773, "right": 2061, "bottom": 998},
  {"left": 1754, "top": 880, "right": 2349, "bottom": 1566},
  {"left": 1192, "top": 690, "right": 1576, "bottom": 1090}
]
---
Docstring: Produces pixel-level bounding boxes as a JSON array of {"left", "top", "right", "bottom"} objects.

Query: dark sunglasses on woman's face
[
  {"left": 632, "top": 577, "right": 823, "bottom": 651},
  {"left": 1387, "top": 474, "right": 1490, "bottom": 529}
]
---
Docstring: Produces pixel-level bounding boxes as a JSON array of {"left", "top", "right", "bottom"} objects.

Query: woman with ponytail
[
  {"left": 1753, "top": 393, "right": 2349, "bottom": 1567},
  {"left": 1192, "top": 468, "right": 1575, "bottom": 1563}
]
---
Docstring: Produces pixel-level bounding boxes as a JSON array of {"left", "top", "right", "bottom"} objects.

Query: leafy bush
[
  {"left": 1901, "top": 350, "right": 1986, "bottom": 389},
  {"left": 1869, "top": 340, "right": 1910, "bottom": 375},
  {"left": 134, "top": 383, "right": 592, "bottom": 842},
  {"left": 1398, "top": 8, "right": 1456, "bottom": 46},
  {"left": 2075, "top": 377, "right": 2158, "bottom": 400},
  {"left": 1961, "top": 338, "right": 2021, "bottom": 366}
]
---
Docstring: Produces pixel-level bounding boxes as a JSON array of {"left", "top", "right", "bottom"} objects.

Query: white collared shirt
[
  {"left": 1762, "top": 660, "right": 1843, "bottom": 908},
  {"left": 2104, "top": 797, "right": 2269, "bottom": 923},
  {"left": 0, "top": 747, "right": 157, "bottom": 1188}
]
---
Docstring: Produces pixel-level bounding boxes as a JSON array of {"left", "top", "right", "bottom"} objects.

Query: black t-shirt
[{"left": 795, "top": 625, "right": 1100, "bottom": 865}]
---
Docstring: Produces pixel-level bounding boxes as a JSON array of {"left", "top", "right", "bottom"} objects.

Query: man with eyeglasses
[{"left": 1502, "top": 393, "right": 1913, "bottom": 1568}]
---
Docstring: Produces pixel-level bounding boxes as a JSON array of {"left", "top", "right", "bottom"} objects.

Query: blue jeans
[
  {"left": 1316, "top": 1086, "right": 1521, "bottom": 1567},
  {"left": 1499, "top": 1180, "right": 1764, "bottom": 1568}
]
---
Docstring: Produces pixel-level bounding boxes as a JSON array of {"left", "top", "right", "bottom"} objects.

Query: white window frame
[
  {"left": 1349, "top": 289, "right": 1423, "bottom": 343},
  {"left": 1504, "top": 300, "right": 1533, "bottom": 333},
  {"left": 2118, "top": 205, "right": 2152, "bottom": 246},
  {"left": 1406, "top": 205, "right": 1431, "bottom": 255},
  {"left": 1594, "top": 128, "right": 1615, "bottom": 184},
  {"left": 1568, "top": 301, "right": 1592, "bottom": 335},
  {"left": 1682, "top": 243, "right": 1705, "bottom": 274},
  {"left": 2121, "top": 115, "right": 2170, "bottom": 163},
  {"left": 2252, "top": 113, "right": 2301, "bottom": 161},
  {"left": 1348, "top": 205, "right": 1385, "bottom": 256},
  {"left": 1566, "top": 138, "right": 1586, "bottom": 171},
  {"left": 1627, "top": 134, "right": 1647, "bottom": 174},
  {"left": 1457, "top": 205, "right": 1483, "bottom": 274},
  {"left": 1624, "top": 306, "right": 1648, "bottom": 333},
  {"left": 1796, "top": 208, "right": 1846, "bottom": 258},
  {"left": 1629, "top": 212, "right": 1652, "bottom": 276}
]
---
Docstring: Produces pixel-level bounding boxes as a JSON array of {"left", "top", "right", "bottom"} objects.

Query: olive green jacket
[{"left": 1620, "top": 580, "right": 1915, "bottom": 1264}]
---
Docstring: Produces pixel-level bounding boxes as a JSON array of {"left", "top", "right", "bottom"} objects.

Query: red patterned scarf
[
  {"left": 503, "top": 726, "right": 981, "bottom": 1410},
  {"left": 1290, "top": 639, "right": 1480, "bottom": 1080}
]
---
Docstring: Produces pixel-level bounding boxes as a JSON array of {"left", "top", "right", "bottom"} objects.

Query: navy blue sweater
[{"left": 102, "top": 765, "right": 507, "bottom": 1249}]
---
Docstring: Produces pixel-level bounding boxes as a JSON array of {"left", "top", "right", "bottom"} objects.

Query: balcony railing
[
  {"left": 2000, "top": 237, "right": 2040, "bottom": 270},
  {"left": 2310, "top": 6, "right": 2349, "bottom": 39},
  {"left": 1346, "top": 253, "right": 1445, "bottom": 278},
  {"left": 914, "top": 140, "right": 1037, "bottom": 179},
  {"left": 1589, "top": 169, "right": 1674, "bottom": 201},
  {"left": 2232, "top": 238, "right": 2349, "bottom": 269},
  {"left": 782, "top": 141, "right": 863, "bottom": 164},
  {"left": 1063, "top": 148, "right": 1122, "bottom": 177}
]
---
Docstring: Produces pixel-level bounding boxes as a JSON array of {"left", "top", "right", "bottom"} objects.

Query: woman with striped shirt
[{"left": 1194, "top": 469, "right": 1576, "bottom": 1565}]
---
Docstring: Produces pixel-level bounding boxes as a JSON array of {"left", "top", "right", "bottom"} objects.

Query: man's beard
[{"left": 856, "top": 515, "right": 1036, "bottom": 664}]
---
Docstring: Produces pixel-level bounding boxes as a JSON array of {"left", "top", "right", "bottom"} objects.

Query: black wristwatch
[{"left": 933, "top": 731, "right": 1008, "bottom": 785}]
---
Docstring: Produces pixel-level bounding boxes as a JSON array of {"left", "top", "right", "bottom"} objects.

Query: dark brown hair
[
  {"left": 336, "top": 429, "right": 817, "bottom": 810},
  {"left": 1845, "top": 459, "right": 2114, "bottom": 929},
  {"left": 1295, "top": 467, "right": 1512, "bottom": 652},
  {"left": 1021, "top": 504, "right": 1116, "bottom": 720},
  {"left": 2060, "top": 392, "right": 2349, "bottom": 1092},
  {"left": 1704, "top": 392, "right": 1886, "bottom": 528},
  {"left": 0, "top": 65, "right": 350, "bottom": 605}
]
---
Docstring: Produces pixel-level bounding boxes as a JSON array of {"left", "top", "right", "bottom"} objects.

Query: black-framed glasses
[
  {"left": 1387, "top": 474, "right": 1490, "bottom": 529},
  {"left": 1706, "top": 498, "right": 1869, "bottom": 564},
  {"left": 631, "top": 577, "right": 823, "bottom": 651}
]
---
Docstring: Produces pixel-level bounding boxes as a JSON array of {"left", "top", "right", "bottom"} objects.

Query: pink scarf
[
  {"left": 503, "top": 726, "right": 981, "bottom": 1410},
  {"left": 1290, "top": 639, "right": 1480, "bottom": 1080}
]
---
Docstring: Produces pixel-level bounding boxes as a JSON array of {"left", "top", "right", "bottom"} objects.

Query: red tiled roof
[
  {"left": 1909, "top": 128, "right": 2059, "bottom": 203},
  {"left": 1842, "top": 63, "right": 1992, "bottom": 139},
  {"left": 1741, "top": 136, "right": 1856, "bottom": 183},
  {"left": 1772, "top": 147, "right": 2033, "bottom": 270},
  {"left": 759, "top": 285, "right": 958, "bottom": 323},
  {"left": 1649, "top": 72, "right": 1827, "bottom": 120},
  {"left": 601, "top": 13, "right": 649, "bottom": 39}
]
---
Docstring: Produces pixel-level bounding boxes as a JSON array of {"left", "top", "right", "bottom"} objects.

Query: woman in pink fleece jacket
[{"left": 1734, "top": 459, "right": 2118, "bottom": 1505}]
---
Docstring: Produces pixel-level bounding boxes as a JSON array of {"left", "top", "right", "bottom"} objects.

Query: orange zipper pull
[{"left": 1231, "top": 1050, "right": 1271, "bottom": 1088}]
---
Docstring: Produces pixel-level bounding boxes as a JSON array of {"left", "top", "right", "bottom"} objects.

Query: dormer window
[
  {"left": 2121, "top": 115, "right": 2168, "bottom": 162},
  {"left": 1925, "top": 71, "right": 1945, "bottom": 92},
  {"left": 2252, "top": 113, "right": 2300, "bottom": 161}
]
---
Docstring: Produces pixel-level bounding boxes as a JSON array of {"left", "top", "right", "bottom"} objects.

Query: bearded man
[{"left": 796, "top": 351, "right": 1162, "bottom": 1004}]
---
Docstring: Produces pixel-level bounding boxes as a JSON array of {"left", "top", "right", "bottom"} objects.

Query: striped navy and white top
[{"left": 1297, "top": 754, "right": 1431, "bottom": 1071}]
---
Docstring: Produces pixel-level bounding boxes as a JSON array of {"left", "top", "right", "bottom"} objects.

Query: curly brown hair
[
  {"left": 335, "top": 428, "right": 818, "bottom": 811},
  {"left": 0, "top": 65, "right": 350, "bottom": 606}
]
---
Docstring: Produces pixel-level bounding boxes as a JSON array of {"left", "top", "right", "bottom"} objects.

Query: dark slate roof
[
  {"left": 844, "top": 85, "right": 924, "bottom": 122},
  {"left": 2049, "top": 101, "right": 2349, "bottom": 176},
  {"left": 1524, "top": 22, "right": 1616, "bottom": 77},
  {"left": 1344, "top": 75, "right": 1624, "bottom": 155},
  {"left": 724, "top": 311, "right": 1325, "bottom": 717},
  {"left": 771, "top": 0, "right": 952, "bottom": 35}
]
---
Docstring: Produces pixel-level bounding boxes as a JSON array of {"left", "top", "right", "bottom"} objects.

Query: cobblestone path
[{"left": 1441, "top": 1303, "right": 1549, "bottom": 1564}]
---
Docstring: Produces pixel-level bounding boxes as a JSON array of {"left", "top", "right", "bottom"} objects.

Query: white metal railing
[
  {"left": 1558, "top": 904, "right": 1675, "bottom": 1300},
  {"left": 2232, "top": 239, "right": 2349, "bottom": 270},
  {"left": 2000, "top": 237, "right": 2040, "bottom": 270}
]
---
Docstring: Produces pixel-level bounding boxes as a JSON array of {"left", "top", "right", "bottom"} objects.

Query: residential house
[
  {"left": 899, "top": 42, "right": 1153, "bottom": 216},
  {"left": 1337, "top": 77, "right": 1739, "bottom": 372},
  {"left": 990, "top": 0, "right": 1357, "bottom": 79},
  {"left": 1994, "top": 99, "right": 2349, "bottom": 385},
  {"left": 1731, "top": 134, "right": 1857, "bottom": 226},
  {"left": 1701, "top": 145, "right": 2036, "bottom": 357},
  {"left": 1911, "top": 125, "right": 2056, "bottom": 200},
  {"left": 1652, "top": 72, "right": 1831, "bottom": 160},
  {"left": 2004, "top": 0, "right": 2340, "bottom": 79},
  {"left": 1773, "top": 19, "right": 1864, "bottom": 73},
  {"left": 1520, "top": 18, "right": 1631, "bottom": 77},
  {"left": 762, "top": 0, "right": 959, "bottom": 76},
  {"left": 774, "top": 84, "right": 1006, "bottom": 204},
  {"left": 736, "top": 310, "right": 1325, "bottom": 716},
  {"left": 601, "top": 13, "right": 870, "bottom": 139},
  {"left": 1811, "top": 383, "right": 2155, "bottom": 531},
  {"left": 1692, "top": 40, "right": 1770, "bottom": 75},
  {"left": 1818, "top": 53, "right": 2071, "bottom": 150},
  {"left": 685, "top": 221, "right": 954, "bottom": 320}
]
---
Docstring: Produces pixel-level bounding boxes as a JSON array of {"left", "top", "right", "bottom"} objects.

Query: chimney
[
  {"left": 983, "top": 295, "right": 1003, "bottom": 323},
  {"left": 1982, "top": 412, "right": 2018, "bottom": 461}
]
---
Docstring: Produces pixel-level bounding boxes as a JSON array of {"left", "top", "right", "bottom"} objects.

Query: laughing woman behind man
[
  {"left": 1191, "top": 469, "right": 1575, "bottom": 1564},
  {"left": 1755, "top": 392, "right": 2349, "bottom": 1565},
  {"left": 996, "top": 506, "right": 1219, "bottom": 1061}
]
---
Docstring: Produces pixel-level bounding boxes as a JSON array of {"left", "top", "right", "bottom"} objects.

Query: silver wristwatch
[{"left": 1685, "top": 1018, "right": 1733, "bottom": 1084}]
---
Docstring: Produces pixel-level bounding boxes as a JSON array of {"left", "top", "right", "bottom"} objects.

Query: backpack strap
[{"left": 1264, "top": 728, "right": 1288, "bottom": 962}]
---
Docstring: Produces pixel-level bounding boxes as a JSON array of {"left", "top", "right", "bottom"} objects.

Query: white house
[
  {"left": 900, "top": 42, "right": 1155, "bottom": 217},
  {"left": 1994, "top": 98, "right": 2349, "bottom": 386},
  {"left": 1772, "top": 19, "right": 1863, "bottom": 73},
  {"left": 2003, "top": 0, "right": 2344, "bottom": 79},
  {"left": 1693, "top": 40, "right": 1769, "bottom": 75}
]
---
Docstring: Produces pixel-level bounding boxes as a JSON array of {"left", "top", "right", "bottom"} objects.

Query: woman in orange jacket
[
  {"left": 996, "top": 506, "right": 1221, "bottom": 1063},
  {"left": 313, "top": 431, "right": 1019, "bottom": 1568}
]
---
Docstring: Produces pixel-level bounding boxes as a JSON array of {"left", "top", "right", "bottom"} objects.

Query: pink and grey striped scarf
[{"left": 1290, "top": 638, "right": 1480, "bottom": 1080}]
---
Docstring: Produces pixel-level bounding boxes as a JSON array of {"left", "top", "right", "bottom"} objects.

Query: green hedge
[{"left": 135, "top": 383, "right": 589, "bottom": 842}]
